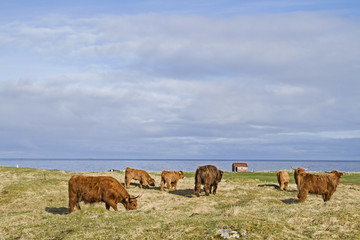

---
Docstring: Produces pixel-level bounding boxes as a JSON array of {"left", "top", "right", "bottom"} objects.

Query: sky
[{"left": 0, "top": 0, "right": 360, "bottom": 160}]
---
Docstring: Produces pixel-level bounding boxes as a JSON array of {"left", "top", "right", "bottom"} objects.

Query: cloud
[
  {"left": 0, "top": 11, "right": 359, "bottom": 159},
  {"left": 2, "top": 13, "right": 360, "bottom": 76}
]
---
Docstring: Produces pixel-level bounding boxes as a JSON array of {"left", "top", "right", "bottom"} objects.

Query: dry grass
[{"left": 1, "top": 166, "right": 360, "bottom": 239}]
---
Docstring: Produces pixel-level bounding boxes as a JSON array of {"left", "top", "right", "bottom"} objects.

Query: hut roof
[{"left": 233, "top": 163, "right": 248, "bottom": 167}]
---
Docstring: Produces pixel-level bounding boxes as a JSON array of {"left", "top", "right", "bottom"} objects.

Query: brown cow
[
  {"left": 194, "top": 165, "right": 223, "bottom": 197},
  {"left": 68, "top": 175, "right": 139, "bottom": 213},
  {"left": 125, "top": 167, "right": 155, "bottom": 189},
  {"left": 160, "top": 170, "right": 184, "bottom": 191},
  {"left": 276, "top": 171, "right": 290, "bottom": 191},
  {"left": 297, "top": 170, "right": 343, "bottom": 202},
  {"left": 293, "top": 167, "right": 307, "bottom": 191}
]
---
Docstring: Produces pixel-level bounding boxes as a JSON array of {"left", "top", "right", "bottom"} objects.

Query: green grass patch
[{"left": 0, "top": 166, "right": 359, "bottom": 239}]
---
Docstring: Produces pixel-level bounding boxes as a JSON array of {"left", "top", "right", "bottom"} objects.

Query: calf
[
  {"left": 276, "top": 171, "right": 290, "bottom": 191},
  {"left": 194, "top": 165, "right": 223, "bottom": 197},
  {"left": 297, "top": 170, "right": 343, "bottom": 202},
  {"left": 125, "top": 167, "right": 155, "bottom": 189},
  {"left": 68, "top": 175, "right": 139, "bottom": 213},
  {"left": 160, "top": 170, "right": 184, "bottom": 191}
]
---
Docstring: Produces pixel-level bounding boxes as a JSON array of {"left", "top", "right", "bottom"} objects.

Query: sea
[{"left": 1, "top": 159, "right": 360, "bottom": 172}]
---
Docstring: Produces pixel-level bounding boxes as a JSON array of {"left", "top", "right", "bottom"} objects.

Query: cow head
[
  {"left": 148, "top": 177, "right": 155, "bottom": 186},
  {"left": 292, "top": 167, "right": 307, "bottom": 173},
  {"left": 292, "top": 168, "right": 306, "bottom": 187},
  {"left": 328, "top": 170, "right": 344, "bottom": 179},
  {"left": 123, "top": 195, "right": 141, "bottom": 210},
  {"left": 178, "top": 171, "right": 184, "bottom": 179},
  {"left": 217, "top": 170, "right": 224, "bottom": 182}
]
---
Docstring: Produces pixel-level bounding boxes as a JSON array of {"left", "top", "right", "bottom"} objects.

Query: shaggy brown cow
[
  {"left": 276, "top": 171, "right": 290, "bottom": 191},
  {"left": 125, "top": 167, "right": 155, "bottom": 189},
  {"left": 160, "top": 170, "right": 184, "bottom": 191},
  {"left": 68, "top": 175, "right": 139, "bottom": 213},
  {"left": 293, "top": 167, "right": 307, "bottom": 191},
  {"left": 297, "top": 170, "right": 343, "bottom": 202},
  {"left": 194, "top": 165, "right": 223, "bottom": 197}
]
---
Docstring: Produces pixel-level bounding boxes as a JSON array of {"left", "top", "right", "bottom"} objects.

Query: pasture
[{"left": 0, "top": 166, "right": 359, "bottom": 239}]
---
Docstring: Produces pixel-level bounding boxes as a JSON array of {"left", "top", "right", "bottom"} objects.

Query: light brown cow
[
  {"left": 68, "top": 175, "right": 139, "bottom": 213},
  {"left": 297, "top": 170, "right": 343, "bottom": 202},
  {"left": 194, "top": 165, "right": 223, "bottom": 197},
  {"left": 160, "top": 170, "right": 184, "bottom": 191},
  {"left": 276, "top": 171, "right": 290, "bottom": 191},
  {"left": 125, "top": 167, "right": 155, "bottom": 189},
  {"left": 293, "top": 167, "right": 307, "bottom": 191}
]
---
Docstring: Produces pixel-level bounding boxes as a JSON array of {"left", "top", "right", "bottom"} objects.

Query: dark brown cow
[
  {"left": 276, "top": 171, "right": 290, "bottom": 191},
  {"left": 297, "top": 170, "right": 343, "bottom": 202},
  {"left": 125, "top": 167, "right": 155, "bottom": 189},
  {"left": 160, "top": 170, "right": 184, "bottom": 191},
  {"left": 194, "top": 165, "right": 223, "bottom": 197},
  {"left": 68, "top": 175, "right": 139, "bottom": 213},
  {"left": 293, "top": 167, "right": 307, "bottom": 191}
]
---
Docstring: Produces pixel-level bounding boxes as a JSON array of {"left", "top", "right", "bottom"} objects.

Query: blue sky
[{"left": 1, "top": 1, "right": 360, "bottom": 159}]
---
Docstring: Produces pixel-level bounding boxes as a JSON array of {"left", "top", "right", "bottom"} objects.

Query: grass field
[{"left": 1, "top": 166, "right": 360, "bottom": 239}]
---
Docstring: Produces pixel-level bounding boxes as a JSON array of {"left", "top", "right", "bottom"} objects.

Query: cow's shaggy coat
[
  {"left": 160, "top": 170, "right": 184, "bottom": 191},
  {"left": 68, "top": 175, "right": 138, "bottom": 213},
  {"left": 297, "top": 170, "right": 343, "bottom": 202},
  {"left": 277, "top": 171, "right": 290, "bottom": 191},
  {"left": 194, "top": 165, "right": 223, "bottom": 197},
  {"left": 125, "top": 167, "right": 155, "bottom": 189}
]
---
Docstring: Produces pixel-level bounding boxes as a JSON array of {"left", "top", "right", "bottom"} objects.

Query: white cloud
[
  {"left": 0, "top": 10, "right": 359, "bottom": 159},
  {"left": 278, "top": 130, "right": 360, "bottom": 140}
]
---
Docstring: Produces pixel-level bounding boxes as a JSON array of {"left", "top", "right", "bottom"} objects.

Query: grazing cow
[
  {"left": 68, "top": 175, "right": 139, "bottom": 213},
  {"left": 297, "top": 170, "right": 343, "bottom": 202},
  {"left": 194, "top": 165, "right": 223, "bottom": 197},
  {"left": 276, "top": 171, "right": 290, "bottom": 191},
  {"left": 125, "top": 167, "right": 155, "bottom": 189},
  {"left": 160, "top": 170, "right": 184, "bottom": 191},
  {"left": 293, "top": 168, "right": 307, "bottom": 191}
]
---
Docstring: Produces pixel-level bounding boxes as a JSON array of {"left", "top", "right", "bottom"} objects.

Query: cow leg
[
  {"left": 298, "top": 190, "right": 308, "bottom": 203},
  {"left": 212, "top": 184, "right": 218, "bottom": 195},
  {"left": 170, "top": 182, "right": 174, "bottom": 191},
  {"left": 277, "top": 179, "right": 281, "bottom": 189},
  {"left": 105, "top": 203, "right": 110, "bottom": 210},
  {"left": 69, "top": 201, "right": 76, "bottom": 213},
  {"left": 323, "top": 192, "right": 333, "bottom": 202},
  {"left": 165, "top": 181, "right": 171, "bottom": 191},
  {"left": 173, "top": 181, "right": 177, "bottom": 190},
  {"left": 69, "top": 194, "right": 81, "bottom": 212},
  {"left": 104, "top": 199, "right": 118, "bottom": 211},
  {"left": 284, "top": 182, "right": 289, "bottom": 191},
  {"left": 125, "top": 177, "right": 130, "bottom": 188},
  {"left": 322, "top": 194, "right": 327, "bottom": 202},
  {"left": 76, "top": 202, "right": 81, "bottom": 210},
  {"left": 204, "top": 185, "right": 211, "bottom": 196},
  {"left": 110, "top": 202, "right": 118, "bottom": 211},
  {"left": 280, "top": 182, "right": 284, "bottom": 191},
  {"left": 160, "top": 180, "right": 165, "bottom": 191},
  {"left": 194, "top": 183, "right": 201, "bottom": 197},
  {"left": 139, "top": 181, "right": 143, "bottom": 189}
]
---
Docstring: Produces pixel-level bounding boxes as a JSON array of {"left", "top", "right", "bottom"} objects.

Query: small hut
[{"left": 232, "top": 163, "right": 248, "bottom": 172}]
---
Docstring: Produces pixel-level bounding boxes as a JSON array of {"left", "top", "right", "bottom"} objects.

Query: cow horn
[{"left": 129, "top": 195, "right": 141, "bottom": 199}]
